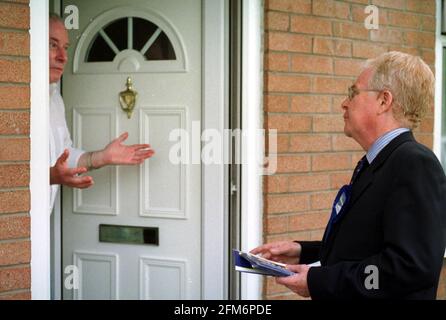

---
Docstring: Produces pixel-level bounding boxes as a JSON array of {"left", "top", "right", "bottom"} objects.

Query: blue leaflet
[{"left": 233, "top": 249, "right": 295, "bottom": 277}]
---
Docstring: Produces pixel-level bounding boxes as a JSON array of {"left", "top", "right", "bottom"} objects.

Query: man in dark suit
[{"left": 252, "top": 51, "right": 446, "bottom": 299}]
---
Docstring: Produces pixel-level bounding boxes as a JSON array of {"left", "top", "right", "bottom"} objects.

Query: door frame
[
  {"left": 240, "top": 0, "right": 263, "bottom": 300},
  {"left": 30, "top": 0, "right": 263, "bottom": 299},
  {"left": 201, "top": 0, "right": 229, "bottom": 299},
  {"left": 30, "top": 0, "right": 51, "bottom": 299}
]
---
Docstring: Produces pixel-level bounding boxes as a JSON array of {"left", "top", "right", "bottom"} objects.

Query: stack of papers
[{"left": 233, "top": 249, "right": 295, "bottom": 277}]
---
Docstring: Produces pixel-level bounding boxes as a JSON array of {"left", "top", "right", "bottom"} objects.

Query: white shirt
[{"left": 49, "top": 83, "right": 85, "bottom": 211}]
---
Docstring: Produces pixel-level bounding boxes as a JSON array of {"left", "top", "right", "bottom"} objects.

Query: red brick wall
[
  {"left": 263, "top": 0, "right": 444, "bottom": 299},
  {"left": 0, "top": 0, "right": 31, "bottom": 300}
]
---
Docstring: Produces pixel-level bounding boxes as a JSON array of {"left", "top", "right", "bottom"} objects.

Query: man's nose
[
  {"left": 341, "top": 98, "right": 349, "bottom": 111},
  {"left": 57, "top": 48, "right": 67, "bottom": 63}
]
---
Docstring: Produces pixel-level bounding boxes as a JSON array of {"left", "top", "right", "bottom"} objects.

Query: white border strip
[
  {"left": 30, "top": 0, "right": 51, "bottom": 299},
  {"left": 241, "top": 0, "right": 263, "bottom": 300}
]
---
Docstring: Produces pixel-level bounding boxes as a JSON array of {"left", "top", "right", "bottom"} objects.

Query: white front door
[{"left": 61, "top": 0, "right": 202, "bottom": 299}]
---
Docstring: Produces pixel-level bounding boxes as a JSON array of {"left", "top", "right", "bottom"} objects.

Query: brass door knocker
[{"left": 119, "top": 77, "right": 138, "bottom": 119}]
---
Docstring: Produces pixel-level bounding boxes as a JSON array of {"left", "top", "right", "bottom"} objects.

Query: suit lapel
[
  {"left": 350, "top": 131, "right": 414, "bottom": 205},
  {"left": 348, "top": 168, "right": 373, "bottom": 208}
]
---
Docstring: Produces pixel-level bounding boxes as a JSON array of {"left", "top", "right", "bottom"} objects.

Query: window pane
[
  {"left": 103, "top": 18, "right": 128, "bottom": 52},
  {"left": 86, "top": 33, "right": 116, "bottom": 62},
  {"left": 133, "top": 17, "right": 176, "bottom": 60},
  {"left": 146, "top": 31, "right": 176, "bottom": 61},
  {"left": 86, "top": 18, "right": 128, "bottom": 62},
  {"left": 133, "top": 17, "right": 158, "bottom": 52}
]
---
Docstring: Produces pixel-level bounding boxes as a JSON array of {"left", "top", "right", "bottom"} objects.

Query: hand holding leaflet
[{"left": 233, "top": 249, "right": 295, "bottom": 277}]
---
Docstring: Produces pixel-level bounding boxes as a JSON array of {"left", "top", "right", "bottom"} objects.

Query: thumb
[
  {"left": 57, "top": 149, "right": 69, "bottom": 164},
  {"left": 270, "top": 247, "right": 287, "bottom": 255},
  {"left": 285, "top": 264, "right": 305, "bottom": 273},
  {"left": 116, "top": 132, "right": 129, "bottom": 144}
]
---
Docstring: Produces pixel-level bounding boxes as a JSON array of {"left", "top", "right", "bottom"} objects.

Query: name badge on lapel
[
  {"left": 324, "top": 184, "right": 352, "bottom": 242},
  {"left": 333, "top": 184, "right": 352, "bottom": 221}
]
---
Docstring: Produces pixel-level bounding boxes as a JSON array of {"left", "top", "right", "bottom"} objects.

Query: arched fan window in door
[
  {"left": 86, "top": 17, "right": 176, "bottom": 62},
  {"left": 73, "top": 8, "right": 187, "bottom": 74}
]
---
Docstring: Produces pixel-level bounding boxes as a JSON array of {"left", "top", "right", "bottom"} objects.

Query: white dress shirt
[{"left": 49, "top": 83, "right": 85, "bottom": 211}]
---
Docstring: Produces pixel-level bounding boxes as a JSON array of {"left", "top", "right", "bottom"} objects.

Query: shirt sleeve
[
  {"left": 68, "top": 147, "right": 85, "bottom": 168},
  {"left": 58, "top": 94, "right": 86, "bottom": 168}
]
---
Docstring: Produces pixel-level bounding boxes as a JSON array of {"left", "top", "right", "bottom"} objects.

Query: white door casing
[
  {"left": 30, "top": 0, "right": 51, "bottom": 300},
  {"left": 62, "top": 0, "right": 202, "bottom": 299}
]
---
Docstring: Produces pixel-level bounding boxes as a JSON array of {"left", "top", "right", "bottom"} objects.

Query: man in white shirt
[{"left": 49, "top": 14, "right": 155, "bottom": 210}]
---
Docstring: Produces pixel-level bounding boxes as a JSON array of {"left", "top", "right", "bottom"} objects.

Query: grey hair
[
  {"left": 49, "top": 12, "right": 63, "bottom": 24},
  {"left": 363, "top": 51, "right": 434, "bottom": 129}
]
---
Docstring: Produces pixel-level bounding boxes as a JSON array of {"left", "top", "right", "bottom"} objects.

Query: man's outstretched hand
[
  {"left": 94, "top": 132, "right": 155, "bottom": 167},
  {"left": 51, "top": 133, "right": 154, "bottom": 189},
  {"left": 50, "top": 149, "right": 94, "bottom": 188}
]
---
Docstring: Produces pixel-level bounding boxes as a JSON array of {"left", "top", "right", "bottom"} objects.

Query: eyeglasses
[{"left": 347, "top": 85, "right": 381, "bottom": 100}]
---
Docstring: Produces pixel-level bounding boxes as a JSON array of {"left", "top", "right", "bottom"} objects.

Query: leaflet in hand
[{"left": 233, "top": 249, "right": 295, "bottom": 277}]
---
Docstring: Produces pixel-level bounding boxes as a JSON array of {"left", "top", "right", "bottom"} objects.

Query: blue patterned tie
[
  {"left": 323, "top": 156, "right": 368, "bottom": 241},
  {"left": 350, "top": 156, "right": 369, "bottom": 185}
]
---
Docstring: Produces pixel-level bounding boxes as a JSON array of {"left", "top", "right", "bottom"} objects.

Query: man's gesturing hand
[
  {"left": 50, "top": 149, "right": 94, "bottom": 189},
  {"left": 98, "top": 132, "right": 155, "bottom": 167}
]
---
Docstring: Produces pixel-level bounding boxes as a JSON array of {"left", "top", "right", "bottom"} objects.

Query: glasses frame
[{"left": 347, "top": 85, "right": 381, "bottom": 101}]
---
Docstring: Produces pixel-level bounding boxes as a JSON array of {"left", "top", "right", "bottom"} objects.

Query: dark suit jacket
[{"left": 299, "top": 132, "right": 446, "bottom": 299}]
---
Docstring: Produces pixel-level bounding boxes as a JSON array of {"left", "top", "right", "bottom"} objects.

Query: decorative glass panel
[
  {"left": 103, "top": 18, "right": 128, "bottom": 52},
  {"left": 87, "top": 32, "right": 117, "bottom": 62},
  {"left": 86, "top": 17, "right": 176, "bottom": 62},
  {"left": 133, "top": 18, "right": 176, "bottom": 61}
]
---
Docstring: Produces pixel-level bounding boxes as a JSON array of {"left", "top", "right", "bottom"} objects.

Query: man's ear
[{"left": 377, "top": 90, "right": 393, "bottom": 114}]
